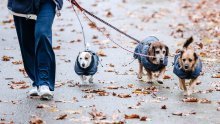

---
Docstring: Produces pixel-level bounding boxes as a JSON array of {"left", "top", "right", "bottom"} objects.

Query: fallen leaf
[
  {"left": 163, "top": 75, "right": 172, "bottom": 79},
  {"left": 82, "top": 89, "right": 109, "bottom": 96},
  {"left": 2, "top": 56, "right": 13, "bottom": 61},
  {"left": 128, "top": 106, "right": 139, "bottom": 109},
  {"left": 59, "top": 28, "right": 64, "bottom": 31},
  {"left": 117, "top": 93, "right": 131, "bottom": 98},
  {"left": 89, "top": 108, "right": 106, "bottom": 120},
  {"left": 19, "top": 68, "right": 28, "bottom": 77},
  {"left": 9, "top": 81, "right": 30, "bottom": 89},
  {"left": 182, "top": 97, "right": 198, "bottom": 102},
  {"left": 36, "top": 104, "right": 49, "bottom": 109},
  {"left": 56, "top": 114, "right": 67, "bottom": 120},
  {"left": 217, "top": 107, "right": 220, "bottom": 111},
  {"left": 172, "top": 111, "right": 196, "bottom": 116},
  {"left": 127, "top": 84, "right": 134, "bottom": 88},
  {"left": 2, "top": 19, "right": 13, "bottom": 24},
  {"left": 161, "top": 105, "right": 167, "bottom": 109},
  {"left": 202, "top": 37, "right": 213, "bottom": 45},
  {"left": 53, "top": 46, "right": 61, "bottom": 50},
  {"left": 112, "top": 92, "right": 117, "bottom": 96},
  {"left": 183, "top": 97, "right": 211, "bottom": 104},
  {"left": 124, "top": 114, "right": 140, "bottom": 119},
  {"left": 105, "top": 11, "right": 113, "bottom": 17},
  {"left": 55, "top": 81, "right": 65, "bottom": 88},
  {"left": 97, "top": 50, "right": 107, "bottom": 57},
  {"left": 64, "top": 110, "right": 81, "bottom": 114},
  {"left": 198, "top": 98, "right": 211, "bottom": 104},
  {"left": 12, "top": 60, "right": 23, "bottom": 65},
  {"left": 140, "top": 116, "right": 148, "bottom": 121},
  {"left": 212, "top": 74, "right": 220, "bottom": 78},
  {"left": 199, "top": 52, "right": 207, "bottom": 57},
  {"left": 88, "top": 22, "right": 97, "bottom": 28},
  {"left": 29, "top": 116, "right": 45, "bottom": 124},
  {"left": 106, "top": 86, "right": 119, "bottom": 89},
  {"left": 109, "top": 63, "right": 115, "bottom": 67},
  {"left": 105, "top": 68, "right": 115, "bottom": 72},
  {"left": 132, "top": 89, "right": 150, "bottom": 94}
]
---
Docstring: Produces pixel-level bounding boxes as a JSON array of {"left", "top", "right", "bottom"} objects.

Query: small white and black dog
[{"left": 74, "top": 44, "right": 99, "bottom": 83}]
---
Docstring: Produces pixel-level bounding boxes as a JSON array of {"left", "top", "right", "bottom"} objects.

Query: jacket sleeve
[
  {"left": 7, "top": 0, "right": 37, "bottom": 14},
  {"left": 55, "top": 0, "right": 63, "bottom": 10}
]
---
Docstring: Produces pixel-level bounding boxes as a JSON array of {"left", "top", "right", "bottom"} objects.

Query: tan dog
[
  {"left": 173, "top": 37, "right": 202, "bottom": 96},
  {"left": 134, "top": 36, "right": 169, "bottom": 84}
]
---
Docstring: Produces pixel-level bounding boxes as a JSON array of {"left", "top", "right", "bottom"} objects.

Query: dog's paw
[
  {"left": 137, "top": 74, "right": 142, "bottom": 79},
  {"left": 147, "top": 79, "right": 153, "bottom": 84},
  {"left": 179, "top": 85, "right": 184, "bottom": 90},
  {"left": 187, "top": 87, "right": 194, "bottom": 95},
  {"left": 183, "top": 91, "right": 188, "bottom": 96},
  {"left": 83, "top": 76, "right": 87, "bottom": 80},
  {"left": 81, "top": 81, "right": 87, "bottom": 84},
  {"left": 89, "top": 77, "right": 93, "bottom": 83},
  {"left": 187, "top": 90, "right": 192, "bottom": 96},
  {"left": 157, "top": 79, "right": 164, "bottom": 84}
]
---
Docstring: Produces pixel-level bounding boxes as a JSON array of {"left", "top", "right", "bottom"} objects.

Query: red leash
[{"left": 69, "top": 0, "right": 158, "bottom": 58}]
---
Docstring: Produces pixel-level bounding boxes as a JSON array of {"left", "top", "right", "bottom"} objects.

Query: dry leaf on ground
[{"left": 56, "top": 114, "right": 67, "bottom": 120}]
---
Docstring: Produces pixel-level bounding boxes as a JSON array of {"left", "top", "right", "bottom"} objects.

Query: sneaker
[
  {"left": 29, "top": 87, "right": 39, "bottom": 96},
  {"left": 38, "top": 85, "right": 53, "bottom": 100}
]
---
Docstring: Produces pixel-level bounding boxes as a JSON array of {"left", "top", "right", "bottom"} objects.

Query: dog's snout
[
  {"left": 160, "top": 58, "right": 164, "bottom": 63},
  {"left": 82, "top": 63, "right": 85, "bottom": 67},
  {"left": 184, "top": 65, "right": 189, "bottom": 69}
]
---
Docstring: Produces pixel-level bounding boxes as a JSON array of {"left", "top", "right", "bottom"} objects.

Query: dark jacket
[
  {"left": 173, "top": 54, "right": 202, "bottom": 79},
  {"left": 74, "top": 51, "right": 99, "bottom": 76},
  {"left": 7, "top": 0, "right": 63, "bottom": 14},
  {"left": 134, "top": 36, "right": 168, "bottom": 72}
]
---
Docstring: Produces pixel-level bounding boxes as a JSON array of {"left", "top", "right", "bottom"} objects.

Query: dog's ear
[
  {"left": 148, "top": 45, "right": 155, "bottom": 56},
  {"left": 194, "top": 52, "right": 198, "bottom": 61},
  {"left": 179, "top": 50, "right": 184, "bottom": 58},
  {"left": 165, "top": 46, "right": 169, "bottom": 56}
]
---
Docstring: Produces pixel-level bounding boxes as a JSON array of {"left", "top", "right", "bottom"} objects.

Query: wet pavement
[{"left": 0, "top": 0, "right": 219, "bottom": 124}]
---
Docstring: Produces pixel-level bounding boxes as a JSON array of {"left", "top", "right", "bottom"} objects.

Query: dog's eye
[
  {"left": 189, "top": 59, "right": 192, "bottom": 62},
  {"left": 85, "top": 57, "right": 88, "bottom": 60},
  {"left": 182, "top": 59, "right": 186, "bottom": 62},
  {"left": 80, "top": 58, "right": 82, "bottom": 60},
  {"left": 155, "top": 51, "right": 160, "bottom": 54},
  {"left": 163, "top": 51, "right": 166, "bottom": 54}
]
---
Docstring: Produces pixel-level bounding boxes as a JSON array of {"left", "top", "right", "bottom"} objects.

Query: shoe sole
[
  {"left": 29, "top": 93, "right": 39, "bottom": 96},
  {"left": 40, "top": 93, "right": 53, "bottom": 100}
]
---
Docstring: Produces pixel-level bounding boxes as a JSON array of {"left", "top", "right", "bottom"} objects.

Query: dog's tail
[
  {"left": 183, "top": 36, "right": 193, "bottom": 49},
  {"left": 85, "top": 43, "right": 91, "bottom": 51}
]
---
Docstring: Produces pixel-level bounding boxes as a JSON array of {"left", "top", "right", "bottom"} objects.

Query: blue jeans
[{"left": 14, "top": 0, "right": 56, "bottom": 91}]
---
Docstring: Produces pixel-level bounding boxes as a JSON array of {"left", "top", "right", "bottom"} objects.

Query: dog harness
[
  {"left": 133, "top": 36, "right": 168, "bottom": 72},
  {"left": 173, "top": 54, "right": 202, "bottom": 79},
  {"left": 74, "top": 51, "right": 99, "bottom": 76}
]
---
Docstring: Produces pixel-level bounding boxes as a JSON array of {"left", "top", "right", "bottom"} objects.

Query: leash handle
[{"left": 71, "top": 0, "right": 83, "bottom": 11}]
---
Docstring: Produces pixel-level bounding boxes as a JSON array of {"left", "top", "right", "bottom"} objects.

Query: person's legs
[
  {"left": 13, "top": 16, "right": 36, "bottom": 85},
  {"left": 34, "top": 0, "right": 56, "bottom": 92}
]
